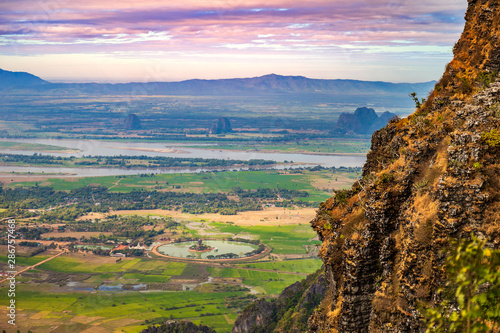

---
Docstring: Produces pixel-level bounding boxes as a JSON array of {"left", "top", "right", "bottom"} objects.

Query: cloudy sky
[{"left": 0, "top": 0, "right": 467, "bottom": 83}]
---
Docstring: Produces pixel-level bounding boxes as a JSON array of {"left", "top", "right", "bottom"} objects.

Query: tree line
[{"left": 0, "top": 153, "right": 275, "bottom": 168}]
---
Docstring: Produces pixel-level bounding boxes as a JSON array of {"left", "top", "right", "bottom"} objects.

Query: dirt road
[{"left": 0, "top": 250, "right": 67, "bottom": 284}]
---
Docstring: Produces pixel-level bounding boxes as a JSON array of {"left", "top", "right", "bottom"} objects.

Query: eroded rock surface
[{"left": 309, "top": 1, "right": 500, "bottom": 331}]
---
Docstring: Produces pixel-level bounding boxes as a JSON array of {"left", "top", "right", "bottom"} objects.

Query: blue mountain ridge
[{"left": 0, "top": 69, "right": 435, "bottom": 97}]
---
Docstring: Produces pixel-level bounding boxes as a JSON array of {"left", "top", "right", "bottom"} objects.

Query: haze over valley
[{"left": 3, "top": 1, "right": 497, "bottom": 333}]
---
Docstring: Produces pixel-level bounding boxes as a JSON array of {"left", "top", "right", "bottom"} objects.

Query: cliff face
[
  {"left": 232, "top": 269, "right": 326, "bottom": 333},
  {"left": 309, "top": 1, "right": 500, "bottom": 332}
]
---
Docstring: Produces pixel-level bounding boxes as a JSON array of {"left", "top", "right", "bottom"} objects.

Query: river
[{"left": 0, "top": 138, "right": 366, "bottom": 177}]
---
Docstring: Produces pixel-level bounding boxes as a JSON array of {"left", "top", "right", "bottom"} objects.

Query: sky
[{"left": 0, "top": 0, "right": 467, "bottom": 83}]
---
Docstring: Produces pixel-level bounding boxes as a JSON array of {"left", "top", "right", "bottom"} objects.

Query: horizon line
[
  {"left": 43, "top": 74, "right": 436, "bottom": 85},
  {"left": 1, "top": 67, "right": 437, "bottom": 85}
]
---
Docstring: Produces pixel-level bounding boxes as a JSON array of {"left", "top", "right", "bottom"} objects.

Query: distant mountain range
[
  {"left": 0, "top": 68, "right": 49, "bottom": 89},
  {"left": 0, "top": 68, "right": 435, "bottom": 98}
]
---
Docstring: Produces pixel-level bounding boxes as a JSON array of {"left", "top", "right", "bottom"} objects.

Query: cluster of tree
[
  {"left": 180, "top": 198, "right": 262, "bottom": 215},
  {"left": 18, "top": 241, "right": 40, "bottom": 247},
  {"left": 0, "top": 207, "right": 37, "bottom": 220},
  {"left": 206, "top": 253, "right": 239, "bottom": 259},
  {"left": 47, "top": 236, "right": 78, "bottom": 242},
  {"left": 226, "top": 294, "right": 258, "bottom": 309},
  {"left": 37, "top": 207, "right": 90, "bottom": 223},
  {"left": 232, "top": 187, "right": 309, "bottom": 199},
  {"left": 0, "top": 185, "right": 247, "bottom": 215},
  {"left": 0, "top": 153, "right": 275, "bottom": 168},
  {"left": 113, "top": 228, "right": 164, "bottom": 240},
  {"left": 90, "top": 247, "right": 111, "bottom": 256},
  {"left": 67, "top": 186, "right": 258, "bottom": 214},
  {"left": 79, "top": 235, "right": 116, "bottom": 243},
  {"left": 0, "top": 153, "right": 65, "bottom": 165},
  {"left": 17, "top": 226, "right": 50, "bottom": 240},
  {"left": 140, "top": 320, "right": 216, "bottom": 333},
  {"left": 28, "top": 246, "right": 47, "bottom": 257},
  {"left": 0, "top": 185, "right": 63, "bottom": 209},
  {"left": 275, "top": 199, "right": 317, "bottom": 208},
  {"left": 244, "top": 244, "right": 266, "bottom": 257},
  {"left": 73, "top": 216, "right": 172, "bottom": 244},
  {"left": 1, "top": 181, "right": 317, "bottom": 230}
]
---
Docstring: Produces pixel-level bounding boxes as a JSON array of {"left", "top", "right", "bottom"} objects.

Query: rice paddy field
[
  {"left": 10, "top": 168, "right": 359, "bottom": 202},
  {"left": 0, "top": 213, "right": 324, "bottom": 332},
  {"left": 0, "top": 167, "right": 359, "bottom": 332},
  {"left": 0, "top": 250, "right": 322, "bottom": 332}
]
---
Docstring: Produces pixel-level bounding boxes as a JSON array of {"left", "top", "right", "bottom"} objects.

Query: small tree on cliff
[
  {"left": 410, "top": 92, "right": 426, "bottom": 109},
  {"left": 423, "top": 234, "right": 500, "bottom": 332}
]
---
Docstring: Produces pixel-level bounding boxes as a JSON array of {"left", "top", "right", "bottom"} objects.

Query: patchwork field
[
  {"left": 0, "top": 251, "right": 321, "bottom": 332},
  {"left": 0, "top": 166, "right": 360, "bottom": 332},
  {"left": 0, "top": 210, "right": 323, "bottom": 332},
  {"left": 8, "top": 168, "right": 358, "bottom": 203}
]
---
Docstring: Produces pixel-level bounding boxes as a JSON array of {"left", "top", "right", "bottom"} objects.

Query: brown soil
[{"left": 111, "top": 207, "right": 317, "bottom": 226}]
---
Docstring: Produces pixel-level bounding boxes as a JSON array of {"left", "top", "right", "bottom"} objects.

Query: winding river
[{"left": 0, "top": 138, "right": 366, "bottom": 177}]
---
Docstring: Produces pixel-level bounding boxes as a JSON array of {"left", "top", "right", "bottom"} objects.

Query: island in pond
[{"left": 189, "top": 240, "right": 215, "bottom": 253}]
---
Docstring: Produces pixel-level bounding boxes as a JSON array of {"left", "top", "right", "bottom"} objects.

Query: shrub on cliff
[{"left": 423, "top": 235, "right": 500, "bottom": 333}]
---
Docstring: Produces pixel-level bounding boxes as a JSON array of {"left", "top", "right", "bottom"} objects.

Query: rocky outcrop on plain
[
  {"left": 334, "top": 107, "right": 397, "bottom": 135},
  {"left": 124, "top": 113, "right": 141, "bottom": 130},
  {"left": 209, "top": 117, "right": 232, "bottom": 134},
  {"left": 308, "top": 1, "right": 500, "bottom": 332}
]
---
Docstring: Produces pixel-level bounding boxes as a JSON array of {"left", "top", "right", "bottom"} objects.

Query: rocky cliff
[
  {"left": 309, "top": 1, "right": 500, "bottom": 332},
  {"left": 232, "top": 269, "right": 326, "bottom": 333}
]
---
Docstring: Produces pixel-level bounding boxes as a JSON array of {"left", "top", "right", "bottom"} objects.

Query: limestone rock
[
  {"left": 334, "top": 107, "right": 397, "bottom": 135},
  {"left": 124, "top": 113, "right": 141, "bottom": 130},
  {"left": 209, "top": 117, "right": 232, "bottom": 134}
]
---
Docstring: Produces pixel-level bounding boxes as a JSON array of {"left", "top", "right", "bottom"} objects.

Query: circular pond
[{"left": 157, "top": 240, "right": 260, "bottom": 259}]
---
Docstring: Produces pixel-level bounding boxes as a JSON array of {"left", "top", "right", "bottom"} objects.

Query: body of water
[
  {"left": 0, "top": 138, "right": 366, "bottom": 177},
  {"left": 157, "top": 240, "right": 259, "bottom": 259}
]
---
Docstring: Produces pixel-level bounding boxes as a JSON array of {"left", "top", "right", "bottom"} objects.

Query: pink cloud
[{"left": 0, "top": 0, "right": 467, "bottom": 81}]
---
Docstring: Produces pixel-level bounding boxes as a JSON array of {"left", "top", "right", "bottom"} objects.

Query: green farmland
[{"left": 0, "top": 163, "right": 360, "bottom": 332}]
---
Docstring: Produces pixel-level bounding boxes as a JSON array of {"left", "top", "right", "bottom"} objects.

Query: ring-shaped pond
[{"left": 157, "top": 240, "right": 261, "bottom": 260}]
